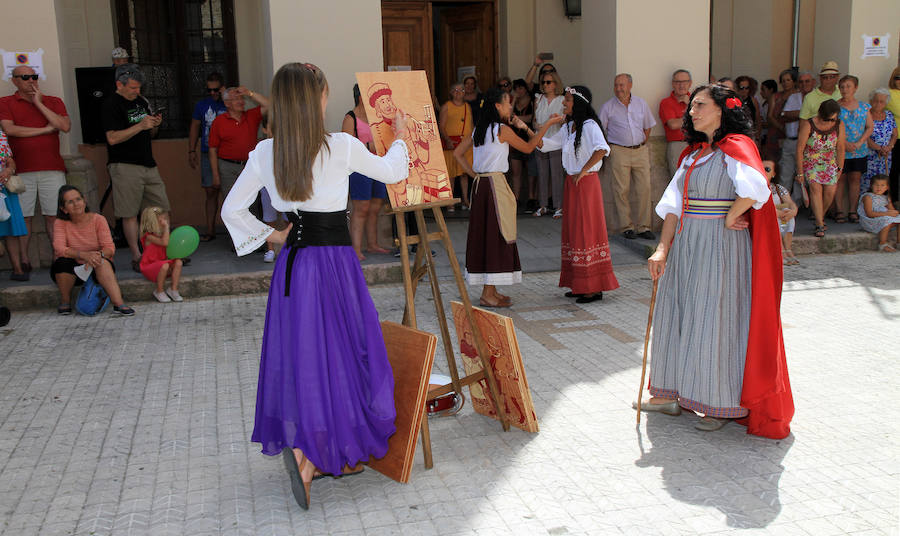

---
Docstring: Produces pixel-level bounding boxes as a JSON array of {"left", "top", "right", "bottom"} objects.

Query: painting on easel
[
  {"left": 450, "top": 301, "right": 539, "bottom": 433},
  {"left": 355, "top": 71, "right": 452, "bottom": 208}
]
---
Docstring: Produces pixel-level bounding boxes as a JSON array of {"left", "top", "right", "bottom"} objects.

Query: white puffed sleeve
[
  {"left": 347, "top": 136, "right": 410, "bottom": 184},
  {"left": 655, "top": 166, "right": 685, "bottom": 219},
  {"left": 539, "top": 122, "right": 567, "bottom": 152},
  {"left": 221, "top": 149, "right": 275, "bottom": 256},
  {"left": 582, "top": 120, "right": 611, "bottom": 156},
  {"left": 724, "top": 155, "right": 772, "bottom": 209}
]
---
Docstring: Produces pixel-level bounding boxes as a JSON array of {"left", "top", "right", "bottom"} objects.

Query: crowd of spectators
[
  {"left": 438, "top": 57, "right": 898, "bottom": 249},
  {"left": 1, "top": 45, "right": 899, "bottom": 315}
]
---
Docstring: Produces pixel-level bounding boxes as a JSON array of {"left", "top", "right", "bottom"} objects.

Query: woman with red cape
[{"left": 635, "top": 84, "right": 794, "bottom": 439}]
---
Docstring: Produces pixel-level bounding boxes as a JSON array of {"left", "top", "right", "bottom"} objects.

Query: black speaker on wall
[{"left": 75, "top": 67, "right": 116, "bottom": 145}]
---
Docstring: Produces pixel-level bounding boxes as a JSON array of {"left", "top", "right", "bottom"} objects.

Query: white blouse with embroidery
[
  {"left": 540, "top": 119, "right": 610, "bottom": 175},
  {"left": 655, "top": 149, "right": 772, "bottom": 220},
  {"left": 222, "top": 133, "right": 409, "bottom": 255}
]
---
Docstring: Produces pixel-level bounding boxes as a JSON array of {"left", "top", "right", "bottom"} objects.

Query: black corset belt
[{"left": 282, "top": 210, "right": 351, "bottom": 296}]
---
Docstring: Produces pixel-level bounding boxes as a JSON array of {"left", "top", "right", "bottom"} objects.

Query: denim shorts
[
  {"left": 200, "top": 153, "right": 213, "bottom": 188},
  {"left": 349, "top": 172, "right": 388, "bottom": 201}
]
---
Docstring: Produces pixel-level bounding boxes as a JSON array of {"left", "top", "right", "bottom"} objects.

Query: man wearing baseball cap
[
  {"left": 111, "top": 47, "right": 130, "bottom": 67},
  {"left": 799, "top": 61, "right": 842, "bottom": 120}
]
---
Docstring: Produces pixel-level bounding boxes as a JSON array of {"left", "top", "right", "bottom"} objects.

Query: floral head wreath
[
  {"left": 725, "top": 97, "right": 742, "bottom": 109},
  {"left": 564, "top": 86, "right": 589, "bottom": 103}
]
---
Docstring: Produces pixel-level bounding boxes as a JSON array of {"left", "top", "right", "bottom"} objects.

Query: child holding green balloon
[{"left": 139, "top": 206, "right": 184, "bottom": 302}]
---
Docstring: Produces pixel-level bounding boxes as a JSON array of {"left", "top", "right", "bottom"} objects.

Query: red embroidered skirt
[{"left": 559, "top": 173, "right": 619, "bottom": 294}]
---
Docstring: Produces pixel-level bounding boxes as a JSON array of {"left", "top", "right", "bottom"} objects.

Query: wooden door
[
  {"left": 381, "top": 2, "right": 435, "bottom": 88},
  {"left": 438, "top": 3, "right": 495, "bottom": 103}
]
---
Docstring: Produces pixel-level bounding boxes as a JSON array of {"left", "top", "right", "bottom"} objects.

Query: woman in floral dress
[
  {"left": 796, "top": 99, "right": 845, "bottom": 237},
  {"left": 863, "top": 88, "right": 897, "bottom": 194}
]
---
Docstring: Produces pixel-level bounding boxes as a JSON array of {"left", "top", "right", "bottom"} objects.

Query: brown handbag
[{"left": 5, "top": 174, "right": 25, "bottom": 194}]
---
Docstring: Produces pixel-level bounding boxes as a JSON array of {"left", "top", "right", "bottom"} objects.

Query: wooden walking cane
[{"left": 635, "top": 278, "right": 659, "bottom": 424}]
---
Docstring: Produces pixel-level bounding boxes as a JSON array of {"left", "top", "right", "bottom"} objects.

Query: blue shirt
[{"left": 192, "top": 97, "right": 226, "bottom": 153}]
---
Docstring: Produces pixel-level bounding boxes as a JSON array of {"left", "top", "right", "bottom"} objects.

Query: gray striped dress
[{"left": 649, "top": 150, "right": 751, "bottom": 418}]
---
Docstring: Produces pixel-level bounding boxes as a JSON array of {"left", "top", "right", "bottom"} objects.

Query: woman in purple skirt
[{"left": 221, "top": 62, "right": 410, "bottom": 510}]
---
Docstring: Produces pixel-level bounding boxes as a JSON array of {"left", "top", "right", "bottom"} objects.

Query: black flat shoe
[
  {"left": 575, "top": 293, "right": 602, "bottom": 304},
  {"left": 638, "top": 230, "right": 656, "bottom": 240},
  {"left": 10, "top": 272, "right": 29, "bottom": 282},
  {"left": 623, "top": 230, "right": 636, "bottom": 239},
  {"left": 564, "top": 291, "right": 584, "bottom": 298}
]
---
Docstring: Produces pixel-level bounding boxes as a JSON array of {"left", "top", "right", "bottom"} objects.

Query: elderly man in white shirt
[{"left": 599, "top": 73, "right": 657, "bottom": 239}]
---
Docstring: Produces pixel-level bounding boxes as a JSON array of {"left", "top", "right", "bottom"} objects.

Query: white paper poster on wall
[
  {"left": 0, "top": 49, "right": 45, "bottom": 81},
  {"left": 860, "top": 34, "right": 890, "bottom": 59},
  {"left": 387, "top": 65, "right": 412, "bottom": 72}
]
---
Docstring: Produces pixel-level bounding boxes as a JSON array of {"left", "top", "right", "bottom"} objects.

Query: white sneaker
[
  {"left": 165, "top": 289, "right": 183, "bottom": 302},
  {"left": 263, "top": 250, "right": 275, "bottom": 263},
  {"left": 153, "top": 290, "right": 171, "bottom": 303}
]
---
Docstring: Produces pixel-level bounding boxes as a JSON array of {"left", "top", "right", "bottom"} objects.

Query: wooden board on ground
[
  {"left": 355, "top": 70, "right": 452, "bottom": 208},
  {"left": 450, "top": 302, "right": 539, "bottom": 433},
  {"left": 368, "top": 321, "right": 437, "bottom": 483}
]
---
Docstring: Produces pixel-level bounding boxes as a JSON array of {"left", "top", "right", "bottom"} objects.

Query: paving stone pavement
[{"left": 1, "top": 252, "right": 898, "bottom": 536}]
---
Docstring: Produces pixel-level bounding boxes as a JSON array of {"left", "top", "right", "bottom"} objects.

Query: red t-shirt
[
  {"left": 658, "top": 92, "right": 687, "bottom": 142},
  {"left": 208, "top": 106, "right": 263, "bottom": 161},
  {"left": 0, "top": 92, "right": 68, "bottom": 173}
]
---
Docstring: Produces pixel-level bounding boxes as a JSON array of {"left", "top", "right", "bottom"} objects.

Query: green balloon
[{"left": 167, "top": 225, "right": 200, "bottom": 259}]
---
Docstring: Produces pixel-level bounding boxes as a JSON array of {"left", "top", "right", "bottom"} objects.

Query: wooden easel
[{"left": 392, "top": 198, "right": 510, "bottom": 469}]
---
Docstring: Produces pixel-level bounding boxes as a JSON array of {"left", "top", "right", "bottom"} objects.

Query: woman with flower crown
[{"left": 635, "top": 84, "right": 794, "bottom": 439}]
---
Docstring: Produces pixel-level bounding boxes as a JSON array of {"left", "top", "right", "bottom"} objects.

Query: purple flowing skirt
[{"left": 251, "top": 245, "right": 396, "bottom": 475}]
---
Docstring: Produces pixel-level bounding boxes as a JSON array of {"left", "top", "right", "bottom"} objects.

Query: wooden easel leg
[
  {"left": 395, "top": 213, "right": 417, "bottom": 329},
  {"left": 414, "top": 209, "right": 464, "bottom": 397},
  {"left": 419, "top": 411, "right": 433, "bottom": 469},
  {"left": 430, "top": 207, "right": 511, "bottom": 432}
]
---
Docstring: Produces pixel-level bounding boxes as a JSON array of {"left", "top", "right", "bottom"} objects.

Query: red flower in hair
[{"left": 725, "top": 97, "right": 742, "bottom": 109}]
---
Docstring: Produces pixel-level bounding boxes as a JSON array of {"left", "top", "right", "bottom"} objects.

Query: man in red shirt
[
  {"left": 208, "top": 86, "right": 269, "bottom": 201},
  {"left": 658, "top": 69, "right": 692, "bottom": 178},
  {"left": 0, "top": 66, "right": 71, "bottom": 270}
]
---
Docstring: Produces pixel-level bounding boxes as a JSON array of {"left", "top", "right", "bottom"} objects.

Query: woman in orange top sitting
[{"left": 51, "top": 185, "right": 134, "bottom": 315}]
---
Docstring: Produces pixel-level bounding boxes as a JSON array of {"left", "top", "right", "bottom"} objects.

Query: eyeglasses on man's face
[
  {"left": 14, "top": 74, "right": 39, "bottom": 81},
  {"left": 206, "top": 86, "right": 222, "bottom": 93},
  {"left": 738, "top": 85, "right": 750, "bottom": 90}
]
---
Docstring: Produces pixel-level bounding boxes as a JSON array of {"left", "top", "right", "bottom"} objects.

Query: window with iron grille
[{"left": 114, "top": 0, "right": 238, "bottom": 138}]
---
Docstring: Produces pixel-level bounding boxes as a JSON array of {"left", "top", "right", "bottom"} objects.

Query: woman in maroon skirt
[
  {"left": 453, "top": 88, "right": 563, "bottom": 307},
  {"left": 540, "top": 85, "right": 619, "bottom": 302}
]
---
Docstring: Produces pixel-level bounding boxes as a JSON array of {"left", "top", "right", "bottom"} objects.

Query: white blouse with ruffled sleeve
[
  {"left": 222, "top": 133, "right": 409, "bottom": 255},
  {"left": 655, "top": 149, "right": 771, "bottom": 220},
  {"left": 540, "top": 119, "right": 611, "bottom": 175}
]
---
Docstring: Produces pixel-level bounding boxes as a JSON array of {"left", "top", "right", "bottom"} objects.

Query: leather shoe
[
  {"left": 632, "top": 400, "right": 681, "bottom": 416},
  {"left": 623, "top": 229, "right": 636, "bottom": 239},
  {"left": 695, "top": 417, "right": 728, "bottom": 431}
]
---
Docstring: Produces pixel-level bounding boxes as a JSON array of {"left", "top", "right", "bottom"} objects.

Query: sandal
[
  {"left": 533, "top": 207, "right": 547, "bottom": 217},
  {"left": 282, "top": 448, "right": 312, "bottom": 510},
  {"left": 848, "top": 213, "right": 859, "bottom": 223},
  {"left": 782, "top": 251, "right": 792, "bottom": 266},
  {"left": 199, "top": 233, "right": 216, "bottom": 242},
  {"left": 57, "top": 304, "right": 72, "bottom": 315},
  {"left": 834, "top": 214, "right": 848, "bottom": 224},
  {"left": 878, "top": 243, "right": 897, "bottom": 252},
  {"left": 814, "top": 225, "right": 825, "bottom": 238}
]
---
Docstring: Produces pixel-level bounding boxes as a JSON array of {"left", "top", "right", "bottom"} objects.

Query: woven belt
[{"left": 683, "top": 198, "right": 734, "bottom": 218}]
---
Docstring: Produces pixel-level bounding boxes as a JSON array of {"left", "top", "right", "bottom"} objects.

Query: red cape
[{"left": 677, "top": 134, "right": 794, "bottom": 439}]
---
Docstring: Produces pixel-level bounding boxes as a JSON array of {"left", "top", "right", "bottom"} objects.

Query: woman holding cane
[{"left": 635, "top": 84, "right": 793, "bottom": 439}]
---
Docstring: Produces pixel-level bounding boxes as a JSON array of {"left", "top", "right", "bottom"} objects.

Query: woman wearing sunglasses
[
  {"left": 796, "top": 99, "right": 846, "bottom": 237},
  {"left": 532, "top": 70, "right": 566, "bottom": 218}
]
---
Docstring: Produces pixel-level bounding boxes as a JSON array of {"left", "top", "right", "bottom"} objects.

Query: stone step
[{"left": 1, "top": 262, "right": 402, "bottom": 312}]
